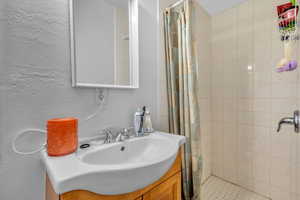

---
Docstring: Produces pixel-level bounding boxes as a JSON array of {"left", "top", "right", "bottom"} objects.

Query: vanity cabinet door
[{"left": 143, "top": 173, "right": 181, "bottom": 200}]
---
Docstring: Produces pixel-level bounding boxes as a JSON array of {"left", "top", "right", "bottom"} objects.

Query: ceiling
[{"left": 197, "top": 0, "right": 248, "bottom": 15}]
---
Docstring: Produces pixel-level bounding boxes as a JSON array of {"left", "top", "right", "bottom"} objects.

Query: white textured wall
[
  {"left": 0, "top": 0, "right": 159, "bottom": 199},
  {"left": 0, "top": 0, "right": 6, "bottom": 177}
]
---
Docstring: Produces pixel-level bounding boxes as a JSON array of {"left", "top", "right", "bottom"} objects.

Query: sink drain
[{"left": 120, "top": 146, "right": 125, "bottom": 151}]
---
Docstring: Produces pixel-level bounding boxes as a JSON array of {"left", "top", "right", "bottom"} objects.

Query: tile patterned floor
[{"left": 201, "top": 176, "right": 270, "bottom": 200}]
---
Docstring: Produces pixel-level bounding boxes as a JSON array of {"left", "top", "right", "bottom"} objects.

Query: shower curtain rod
[{"left": 168, "top": 0, "right": 186, "bottom": 9}]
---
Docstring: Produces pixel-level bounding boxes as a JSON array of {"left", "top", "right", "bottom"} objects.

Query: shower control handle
[{"left": 277, "top": 110, "right": 300, "bottom": 133}]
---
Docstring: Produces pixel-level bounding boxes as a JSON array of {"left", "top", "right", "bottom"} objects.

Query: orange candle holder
[{"left": 47, "top": 118, "right": 78, "bottom": 157}]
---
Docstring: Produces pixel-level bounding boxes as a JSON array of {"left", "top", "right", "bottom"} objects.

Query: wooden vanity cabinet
[
  {"left": 47, "top": 152, "right": 182, "bottom": 200},
  {"left": 143, "top": 173, "right": 181, "bottom": 200}
]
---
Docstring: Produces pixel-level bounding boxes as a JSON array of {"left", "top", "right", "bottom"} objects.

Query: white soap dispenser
[{"left": 143, "top": 108, "right": 154, "bottom": 134}]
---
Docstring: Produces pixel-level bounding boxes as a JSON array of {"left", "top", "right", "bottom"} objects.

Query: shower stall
[{"left": 160, "top": 0, "right": 300, "bottom": 199}]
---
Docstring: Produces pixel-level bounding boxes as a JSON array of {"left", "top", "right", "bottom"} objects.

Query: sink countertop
[{"left": 41, "top": 132, "right": 186, "bottom": 195}]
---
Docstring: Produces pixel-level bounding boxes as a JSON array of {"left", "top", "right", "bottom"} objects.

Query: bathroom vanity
[
  {"left": 43, "top": 132, "right": 185, "bottom": 200},
  {"left": 46, "top": 151, "right": 182, "bottom": 200}
]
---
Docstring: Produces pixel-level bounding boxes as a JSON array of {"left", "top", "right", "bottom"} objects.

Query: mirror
[{"left": 70, "top": 0, "right": 139, "bottom": 89}]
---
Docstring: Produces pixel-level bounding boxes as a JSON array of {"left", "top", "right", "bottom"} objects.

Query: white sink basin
[{"left": 41, "top": 132, "right": 185, "bottom": 195}]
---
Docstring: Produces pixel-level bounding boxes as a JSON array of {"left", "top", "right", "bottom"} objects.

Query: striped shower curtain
[{"left": 164, "top": 1, "right": 202, "bottom": 200}]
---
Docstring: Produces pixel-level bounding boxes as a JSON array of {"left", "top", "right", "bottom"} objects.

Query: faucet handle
[
  {"left": 126, "top": 127, "right": 139, "bottom": 137},
  {"left": 121, "top": 128, "right": 137, "bottom": 138},
  {"left": 125, "top": 127, "right": 136, "bottom": 135},
  {"left": 122, "top": 128, "right": 129, "bottom": 135},
  {"left": 103, "top": 128, "right": 114, "bottom": 144},
  {"left": 115, "top": 128, "right": 131, "bottom": 142}
]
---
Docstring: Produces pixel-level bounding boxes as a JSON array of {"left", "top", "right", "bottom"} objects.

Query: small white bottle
[
  {"left": 134, "top": 108, "right": 143, "bottom": 134},
  {"left": 143, "top": 109, "right": 154, "bottom": 133}
]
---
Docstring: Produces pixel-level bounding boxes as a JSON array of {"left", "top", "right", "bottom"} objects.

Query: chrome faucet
[
  {"left": 115, "top": 128, "right": 131, "bottom": 142},
  {"left": 103, "top": 127, "right": 136, "bottom": 144},
  {"left": 277, "top": 110, "right": 300, "bottom": 133}
]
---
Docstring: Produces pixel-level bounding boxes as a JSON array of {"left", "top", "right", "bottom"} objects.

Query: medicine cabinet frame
[{"left": 69, "top": 0, "right": 139, "bottom": 89}]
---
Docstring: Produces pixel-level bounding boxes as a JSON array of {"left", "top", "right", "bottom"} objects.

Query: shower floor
[{"left": 201, "top": 176, "right": 270, "bottom": 200}]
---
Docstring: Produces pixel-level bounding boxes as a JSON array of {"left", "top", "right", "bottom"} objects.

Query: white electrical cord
[
  {"left": 12, "top": 129, "right": 47, "bottom": 155},
  {"left": 80, "top": 88, "right": 107, "bottom": 123},
  {"left": 12, "top": 89, "right": 107, "bottom": 155}
]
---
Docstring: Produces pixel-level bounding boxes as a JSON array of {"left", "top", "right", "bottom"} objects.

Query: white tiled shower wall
[
  {"left": 211, "top": 0, "right": 300, "bottom": 199},
  {"left": 159, "top": 0, "right": 300, "bottom": 199},
  {"left": 194, "top": 4, "right": 213, "bottom": 184}
]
